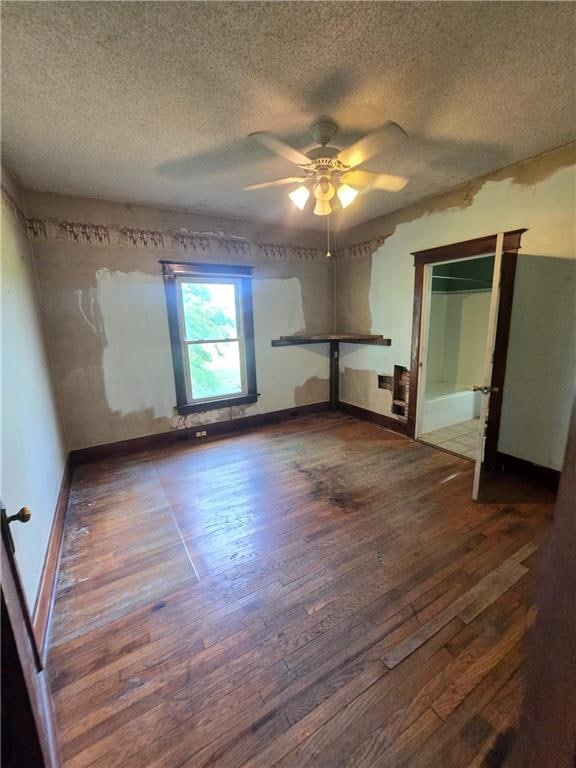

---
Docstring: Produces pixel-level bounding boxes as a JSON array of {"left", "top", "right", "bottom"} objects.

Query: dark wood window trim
[
  {"left": 407, "top": 230, "right": 527, "bottom": 461},
  {"left": 161, "top": 260, "right": 258, "bottom": 415}
]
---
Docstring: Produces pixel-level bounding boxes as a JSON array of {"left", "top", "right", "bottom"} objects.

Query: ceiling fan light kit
[
  {"left": 314, "top": 177, "right": 336, "bottom": 202},
  {"left": 245, "top": 118, "right": 409, "bottom": 216},
  {"left": 337, "top": 183, "right": 359, "bottom": 209},
  {"left": 288, "top": 186, "right": 310, "bottom": 210},
  {"left": 314, "top": 199, "right": 332, "bottom": 217}
]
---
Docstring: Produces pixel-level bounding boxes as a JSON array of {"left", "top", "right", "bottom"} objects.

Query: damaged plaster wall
[
  {"left": 26, "top": 192, "right": 332, "bottom": 450},
  {"left": 1, "top": 171, "right": 67, "bottom": 607},
  {"left": 20, "top": 144, "right": 575, "bottom": 468},
  {"left": 335, "top": 144, "right": 575, "bottom": 469}
]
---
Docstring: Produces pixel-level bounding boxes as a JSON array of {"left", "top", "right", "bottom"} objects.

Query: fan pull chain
[{"left": 326, "top": 212, "right": 332, "bottom": 259}]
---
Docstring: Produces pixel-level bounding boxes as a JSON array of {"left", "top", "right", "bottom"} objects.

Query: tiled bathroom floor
[{"left": 420, "top": 418, "right": 480, "bottom": 460}]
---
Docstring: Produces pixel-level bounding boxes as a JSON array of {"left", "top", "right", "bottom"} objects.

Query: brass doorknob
[{"left": 7, "top": 507, "right": 31, "bottom": 524}]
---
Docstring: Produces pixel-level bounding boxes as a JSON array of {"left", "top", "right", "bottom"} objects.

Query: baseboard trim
[
  {"left": 338, "top": 401, "right": 409, "bottom": 436},
  {"left": 70, "top": 401, "right": 332, "bottom": 466},
  {"left": 32, "top": 455, "right": 73, "bottom": 662},
  {"left": 495, "top": 451, "right": 561, "bottom": 490}
]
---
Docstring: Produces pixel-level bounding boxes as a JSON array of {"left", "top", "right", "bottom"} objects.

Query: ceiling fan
[{"left": 244, "top": 117, "right": 408, "bottom": 216}]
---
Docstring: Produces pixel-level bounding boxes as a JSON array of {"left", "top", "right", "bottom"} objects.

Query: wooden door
[
  {"left": 472, "top": 233, "right": 505, "bottom": 500},
  {"left": 1, "top": 506, "right": 61, "bottom": 767},
  {"left": 409, "top": 230, "right": 525, "bottom": 467}
]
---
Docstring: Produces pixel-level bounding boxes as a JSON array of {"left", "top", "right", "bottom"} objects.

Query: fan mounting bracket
[{"left": 310, "top": 117, "right": 339, "bottom": 147}]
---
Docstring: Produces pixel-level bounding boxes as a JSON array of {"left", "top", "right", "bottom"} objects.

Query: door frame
[
  {"left": 407, "top": 229, "right": 526, "bottom": 467},
  {"left": 1, "top": 507, "right": 61, "bottom": 767}
]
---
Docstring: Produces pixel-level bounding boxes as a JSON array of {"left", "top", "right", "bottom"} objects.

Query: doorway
[
  {"left": 417, "top": 255, "right": 494, "bottom": 459},
  {"left": 407, "top": 230, "right": 527, "bottom": 500}
]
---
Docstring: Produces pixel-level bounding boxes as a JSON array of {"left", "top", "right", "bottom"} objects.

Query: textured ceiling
[{"left": 2, "top": 1, "right": 575, "bottom": 230}]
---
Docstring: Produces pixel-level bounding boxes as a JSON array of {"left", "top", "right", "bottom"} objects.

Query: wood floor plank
[
  {"left": 382, "top": 546, "right": 539, "bottom": 669},
  {"left": 47, "top": 413, "right": 553, "bottom": 767}
]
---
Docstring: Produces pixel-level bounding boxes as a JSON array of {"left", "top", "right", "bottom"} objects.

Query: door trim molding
[
  {"left": 484, "top": 252, "right": 518, "bottom": 465},
  {"left": 407, "top": 230, "right": 527, "bottom": 447},
  {"left": 411, "top": 229, "right": 527, "bottom": 265},
  {"left": 2, "top": 518, "right": 62, "bottom": 766}
]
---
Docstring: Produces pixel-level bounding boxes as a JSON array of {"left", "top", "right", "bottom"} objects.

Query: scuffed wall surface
[
  {"left": 334, "top": 257, "right": 372, "bottom": 333},
  {"left": 27, "top": 195, "right": 334, "bottom": 449},
  {"left": 32, "top": 244, "right": 176, "bottom": 448},
  {"left": 335, "top": 146, "right": 575, "bottom": 468},
  {"left": 24, "top": 190, "right": 326, "bottom": 250},
  {"left": 337, "top": 145, "right": 576, "bottom": 252},
  {"left": 1, "top": 174, "right": 67, "bottom": 607}
]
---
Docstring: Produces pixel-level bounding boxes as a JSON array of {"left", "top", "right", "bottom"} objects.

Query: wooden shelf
[
  {"left": 271, "top": 334, "right": 391, "bottom": 347},
  {"left": 271, "top": 333, "right": 392, "bottom": 410}
]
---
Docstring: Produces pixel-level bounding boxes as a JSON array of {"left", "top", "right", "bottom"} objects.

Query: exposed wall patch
[
  {"left": 335, "top": 256, "right": 373, "bottom": 333},
  {"left": 294, "top": 375, "right": 330, "bottom": 406}
]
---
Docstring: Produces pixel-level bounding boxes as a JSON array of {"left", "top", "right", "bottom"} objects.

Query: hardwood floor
[{"left": 48, "top": 413, "right": 554, "bottom": 768}]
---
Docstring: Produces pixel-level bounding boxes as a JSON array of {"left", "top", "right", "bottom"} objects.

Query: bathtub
[{"left": 420, "top": 383, "right": 482, "bottom": 433}]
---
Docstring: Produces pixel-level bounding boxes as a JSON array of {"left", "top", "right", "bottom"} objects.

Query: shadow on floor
[{"left": 478, "top": 469, "right": 557, "bottom": 506}]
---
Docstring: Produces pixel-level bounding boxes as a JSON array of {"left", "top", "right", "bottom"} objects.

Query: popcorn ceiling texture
[{"left": 2, "top": 1, "right": 575, "bottom": 230}]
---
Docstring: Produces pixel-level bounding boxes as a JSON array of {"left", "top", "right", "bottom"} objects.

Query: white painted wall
[
  {"left": 97, "top": 269, "right": 175, "bottom": 419},
  {"left": 252, "top": 277, "right": 329, "bottom": 414},
  {"left": 1, "top": 192, "right": 67, "bottom": 609},
  {"left": 339, "top": 156, "right": 575, "bottom": 469},
  {"left": 498, "top": 255, "right": 576, "bottom": 470},
  {"left": 426, "top": 291, "right": 492, "bottom": 393}
]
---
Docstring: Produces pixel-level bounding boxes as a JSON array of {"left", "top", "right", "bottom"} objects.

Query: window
[{"left": 162, "top": 261, "right": 257, "bottom": 413}]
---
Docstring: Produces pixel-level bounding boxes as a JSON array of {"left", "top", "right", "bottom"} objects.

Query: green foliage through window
[{"left": 180, "top": 281, "right": 243, "bottom": 399}]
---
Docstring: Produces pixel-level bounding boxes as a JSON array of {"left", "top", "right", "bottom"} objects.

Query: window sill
[{"left": 176, "top": 393, "right": 258, "bottom": 415}]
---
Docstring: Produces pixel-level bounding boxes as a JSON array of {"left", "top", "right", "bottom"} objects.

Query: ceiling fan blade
[
  {"left": 337, "top": 121, "right": 407, "bottom": 168},
  {"left": 243, "top": 176, "right": 308, "bottom": 191},
  {"left": 249, "top": 132, "right": 311, "bottom": 167},
  {"left": 343, "top": 170, "right": 408, "bottom": 192}
]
